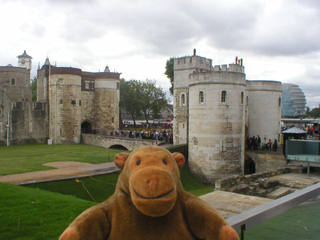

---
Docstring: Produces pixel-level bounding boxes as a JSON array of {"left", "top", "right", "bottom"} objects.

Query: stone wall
[
  {"left": 94, "top": 85, "right": 119, "bottom": 135},
  {"left": 49, "top": 73, "right": 82, "bottom": 144},
  {"left": 0, "top": 102, "right": 48, "bottom": 146},
  {"left": 187, "top": 71, "right": 246, "bottom": 183},
  {"left": 81, "top": 91, "right": 95, "bottom": 125},
  {"left": 0, "top": 66, "right": 31, "bottom": 102},
  {"left": 247, "top": 80, "right": 282, "bottom": 142},
  {"left": 82, "top": 133, "right": 161, "bottom": 151},
  {"left": 215, "top": 168, "right": 291, "bottom": 197},
  {"left": 246, "top": 151, "right": 287, "bottom": 173},
  {"left": 173, "top": 88, "right": 188, "bottom": 145}
]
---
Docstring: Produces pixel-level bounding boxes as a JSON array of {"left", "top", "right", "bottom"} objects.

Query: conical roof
[{"left": 17, "top": 50, "right": 32, "bottom": 59}]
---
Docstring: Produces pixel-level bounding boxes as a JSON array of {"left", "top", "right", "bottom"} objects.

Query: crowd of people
[
  {"left": 114, "top": 129, "right": 173, "bottom": 144},
  {"left": 246, "top": 135, "right": 278, "bottom": 151}
]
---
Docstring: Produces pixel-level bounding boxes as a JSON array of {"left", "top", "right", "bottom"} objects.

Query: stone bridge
[{"left": 82, "top": 133, "right": 165, "bottom": 151}]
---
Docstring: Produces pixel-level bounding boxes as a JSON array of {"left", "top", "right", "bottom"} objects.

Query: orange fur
[{"left": 59, "top": 146, "right": 239, "bottom": 240}]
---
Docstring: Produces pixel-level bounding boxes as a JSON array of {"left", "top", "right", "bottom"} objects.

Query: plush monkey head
[{"left": 114, "top": 146, "right": 185, "bottom": 217}]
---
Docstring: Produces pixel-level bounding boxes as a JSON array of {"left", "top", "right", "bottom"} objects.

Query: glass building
[{"left": 282, "top": 83, "right": 306, "bottom": 117}]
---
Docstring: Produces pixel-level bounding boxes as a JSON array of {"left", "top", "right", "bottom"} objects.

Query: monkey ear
[
  {"left": 114, "top": 152, "right": 130, "bottom": 169},
  {"left": 172, "top": 152, "right": 185, "bottom": 168}
]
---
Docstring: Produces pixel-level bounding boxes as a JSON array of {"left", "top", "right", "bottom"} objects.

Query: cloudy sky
[{"left": 1, "top": 0, "right": 319, "bottom": 108}]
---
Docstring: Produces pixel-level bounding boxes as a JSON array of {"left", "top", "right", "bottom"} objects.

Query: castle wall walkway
[{"left": 81, "top": 133, "right": 165, "bottom": 151}]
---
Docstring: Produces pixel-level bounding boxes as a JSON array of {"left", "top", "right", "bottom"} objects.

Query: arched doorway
[
  {"left": 109, "top": 144, "right": 129, "bottom": 151},
  {"left": 244, "top": 157, "right": 256, "bottom": 175},
  {"left": 81, "top": 121, "right": 93, "bottom": 133}
]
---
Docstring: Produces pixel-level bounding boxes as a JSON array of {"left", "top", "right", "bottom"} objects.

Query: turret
[{"left": 17, "top": 50, "right": 32, "bottom": 70}]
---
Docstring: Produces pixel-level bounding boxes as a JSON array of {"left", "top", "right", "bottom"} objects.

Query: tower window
[
  {"left": 241, "top": 92, "right": 244, "bottom": 104},
  {"left": 11, "top": 78, "right": 16, "bottom": 86},
  {"left": 181, "top": 93, "right": 186, "bottom": 106},
  {"left": 199, "top": 91, "right": 204, "bottom": 103},
  {"left": 246, "top": 96, "right": 249, "bottom": 105},
  {"left": 221, "top": 91, "right": 227, "bottom": 103},
  {"left": 279, "top": 97, "right": 281, "bottom": 107}
]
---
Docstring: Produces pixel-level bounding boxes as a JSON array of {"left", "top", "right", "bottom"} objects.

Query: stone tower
[
  {"left": 37, "top": 59, "right": 121, "bottom": 144},
  {"left": 17, "top": 50, "right": 32, "bottom": 71},
  {"left": 173, "top": 52, "right": 282, "bottom": 184},
  {"left": 173, "top": 50, "right": 212, "bottom": 145},
  {"left": 188, "top": 61, "right": 246, "bottom": 183},
  {"left": 48, "top": 67, "right": 82, "bottom": 144}
]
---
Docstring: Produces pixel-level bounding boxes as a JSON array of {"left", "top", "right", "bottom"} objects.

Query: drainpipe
[{"left": 7, "top": 112, "right": 10, "bottom": 146}]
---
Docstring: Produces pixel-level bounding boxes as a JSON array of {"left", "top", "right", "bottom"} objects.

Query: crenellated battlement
[
  {"left": 212, "top": 57, "right": 245, "bottom": 74},
  {"left": 212, "top": 63, "right": 245, "bottom": 73},
  {"left": 174, "top": 52, "right": 212, "bottom": 71}
]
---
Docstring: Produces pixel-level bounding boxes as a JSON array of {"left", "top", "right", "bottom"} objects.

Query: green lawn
[
  {"left": 245, "top": 203, "right": 320, "bottom": 239},
  {"left": 25, "top": 164, "right": 213, "bottom": 202},
  {"left": 0, "top": 182, "right": 95, "bottom": 240},
  {"left": 0, "top": 144, "right": 213, "bottom": 239},
  {"left": 0, "top": 144, "right": 125, "bottom": 176}
]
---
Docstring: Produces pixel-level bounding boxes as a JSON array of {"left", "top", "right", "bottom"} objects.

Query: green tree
[
  {"left": 120, "top": 79, "right": 143, "bottom": 128},
  {"left": 307, "top": 107, "right": 320, "bottom": 118},
  {"left": 165, "top": 58, "right": 174, "bottom": 95},
  {"left": 120, "top": 79, "right": 168, "bottom": 127},
  {"left": 31, "top": 76, "right": 37, "bottom": 102},
  {"left": 140, "top": 80, "right": 168, "bottom": 125}
]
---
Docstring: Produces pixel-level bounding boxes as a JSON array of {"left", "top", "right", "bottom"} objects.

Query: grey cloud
[{"left": 46, "top": 0, "right": 320, "bottom": 58}]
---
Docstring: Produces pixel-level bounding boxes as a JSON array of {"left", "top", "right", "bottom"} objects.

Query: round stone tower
[
  {"left": 173, "top": 52, "right": 212, "bottom": 145},
  {"left": 93, "top": 72, "right": 120, "bottom": 135},
  {"left": 246, "top": 80, "right": 282, "bottom": 144},
  {"left": 188, "top": 63, "right": 246, "bottom": 183},
  {"left": 49, "top": 67, "right": 82, "bottom": 144}
]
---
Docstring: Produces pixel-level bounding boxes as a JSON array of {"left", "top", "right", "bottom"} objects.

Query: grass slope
[
  {"left": 0, "top": 182, "right": 95, "bottom": 240},
  {"left": 0, "top": 144, "right": 125, "bottom": 176},
  {"left": 25, "top": 164, "right": 213, "bottom": 202},
  {"left": 245, "top": 203, "right": 320, "bottom": 239}
]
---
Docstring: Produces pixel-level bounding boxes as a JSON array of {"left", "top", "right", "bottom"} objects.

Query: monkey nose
[{"left": 147, "top": 178, "right": 159, "bottom": 192}]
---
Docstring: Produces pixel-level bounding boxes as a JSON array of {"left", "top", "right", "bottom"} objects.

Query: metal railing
[{"left": 227, "top": 182, "right": 320, "bottom": 239}]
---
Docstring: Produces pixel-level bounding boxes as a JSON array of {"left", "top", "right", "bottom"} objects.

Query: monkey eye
[
  {"left": 163, "top": 159, "right": 168, "bottom": 165},
  {"left": 136, "top": 159, "right": 141, "bottom": 165}
]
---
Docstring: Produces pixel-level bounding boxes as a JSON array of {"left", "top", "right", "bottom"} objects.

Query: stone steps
[{"left": 267, "top": 187, "right": 291, "bottom": 199}]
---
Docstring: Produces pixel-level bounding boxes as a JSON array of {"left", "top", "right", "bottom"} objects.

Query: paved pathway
[{"left": 0, "top": 161, "right": 120, "bottom": 185}]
